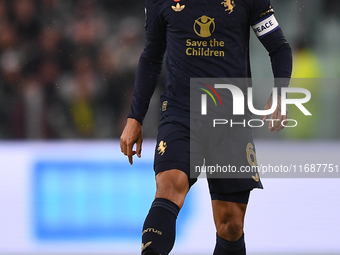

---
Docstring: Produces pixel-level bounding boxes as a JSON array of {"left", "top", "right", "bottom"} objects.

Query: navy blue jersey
[{"left": 128, "top": 0, "right": 292, "bottom": 124}]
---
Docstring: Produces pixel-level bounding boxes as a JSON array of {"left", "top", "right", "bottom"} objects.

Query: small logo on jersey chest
[
  {"left": 172, "top": 0, "right": 185, "bottom": 12},
  {"left": 221, "top": 0, "right": 235, "bottom": 14}
]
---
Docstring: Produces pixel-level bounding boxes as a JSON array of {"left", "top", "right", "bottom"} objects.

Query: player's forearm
[
  {"left": 128, "top": 40, "right": 166, "bottom": 124},
  {"left": 260, "top": 28, "right": 293, "bottom": 95},
  {"left": 269, "top": 41, "right": 292, "bottom": 94}
]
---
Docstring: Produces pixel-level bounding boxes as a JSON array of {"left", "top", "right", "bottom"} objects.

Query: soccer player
[{"left": 120, "top": 0, "right": 292, "bottom": 254}]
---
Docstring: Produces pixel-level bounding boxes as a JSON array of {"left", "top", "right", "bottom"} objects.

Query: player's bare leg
[
  {"left": 212, "top": 200, "right": 247, "bottom": 255},
  {"left": 141, "top": 169, "right": 189, "bottom": 255},
  {"left": 155, "top": 169, "right": 189, "bottom": 208}
]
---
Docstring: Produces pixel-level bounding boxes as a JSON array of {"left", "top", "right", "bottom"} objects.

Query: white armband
[{"left": 252, "top": 14, "right": 280, "bottom": 38}]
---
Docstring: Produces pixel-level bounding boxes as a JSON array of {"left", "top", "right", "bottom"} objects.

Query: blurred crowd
[{"left": 0, "top": 0, "right": 146, "bottom": 139}]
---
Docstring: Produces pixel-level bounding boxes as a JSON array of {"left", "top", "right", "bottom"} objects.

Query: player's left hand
[{"left": 262, "top": 94, "right": 288, "bottom": 133}]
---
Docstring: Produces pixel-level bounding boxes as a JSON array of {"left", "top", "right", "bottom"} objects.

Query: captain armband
[{"left": 252, "top": 14, "right": 280, "bottom": 38}]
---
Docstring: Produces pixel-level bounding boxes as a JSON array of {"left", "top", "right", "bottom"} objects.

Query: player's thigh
[{"left": 153, "top": 115, "right": 196, "bottom": 208}]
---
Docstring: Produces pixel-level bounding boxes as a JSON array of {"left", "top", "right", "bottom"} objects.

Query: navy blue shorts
[{"left": 154, "top": 115, "right": 262, "bottom": 204}]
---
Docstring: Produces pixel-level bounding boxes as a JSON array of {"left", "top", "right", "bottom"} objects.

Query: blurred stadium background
[{"left": 0, "top": 0, "right": 339, "bottom": 254}]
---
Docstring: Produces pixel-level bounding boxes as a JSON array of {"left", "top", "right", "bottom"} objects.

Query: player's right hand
[{"left": 120, "top": 118, "right": 143, "bottom": 165}]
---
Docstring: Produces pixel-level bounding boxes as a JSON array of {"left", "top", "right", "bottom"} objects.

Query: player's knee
[
  {"left": 217, "top": 219, "right": 244, "bottom": 241},
  {"left": 155, "top": 180, "right": 187, "bottom": 208},
  {"left": 155, "top": 170, "right": 189, "bottom": 209}
]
